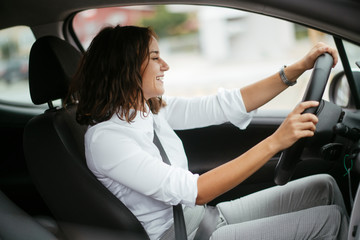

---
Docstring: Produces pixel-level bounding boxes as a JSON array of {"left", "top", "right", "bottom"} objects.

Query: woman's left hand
[{"left": 300, "top": 42, "right": 338, "bottom": 70}]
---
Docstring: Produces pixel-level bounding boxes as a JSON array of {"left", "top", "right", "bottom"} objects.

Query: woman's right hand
[
  {"left": 197, "top": 101, "right": 319, "bottom": 205},
  {"left": 269, "top": 101, "right": 319, "bottom": 152}
]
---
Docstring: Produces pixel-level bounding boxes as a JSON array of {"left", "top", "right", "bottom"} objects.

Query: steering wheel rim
[{"left": 274, "top": 53, "right": 334, "bottom": 185}]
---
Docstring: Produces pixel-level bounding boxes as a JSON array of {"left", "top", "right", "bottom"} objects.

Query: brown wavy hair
[{"left": 66, "top": 25, "right": 165, "bottom": 125}]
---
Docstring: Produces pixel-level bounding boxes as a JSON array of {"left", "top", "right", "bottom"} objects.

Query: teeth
[{"left": 156, "top": 76, "right": 164, "bottom": 81}]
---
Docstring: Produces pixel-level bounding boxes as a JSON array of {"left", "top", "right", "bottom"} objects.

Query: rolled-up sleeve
[
  {"left": 86, "top": 128, "right": 199, "bottom": 207},
  {"left": 217, "top": 88, "right": 254, "bottom": 129},
  {"left": 162, "top": 88, "right": 254, "bottom": 130}
]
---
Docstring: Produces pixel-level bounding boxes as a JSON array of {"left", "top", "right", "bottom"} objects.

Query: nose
[{"left": 160, "top": 58, "right": 169, "bottom": 71}]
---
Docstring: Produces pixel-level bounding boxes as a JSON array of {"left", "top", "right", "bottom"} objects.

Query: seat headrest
[{"left": 29, "top": 36, "right": 82, "bottom": 105}]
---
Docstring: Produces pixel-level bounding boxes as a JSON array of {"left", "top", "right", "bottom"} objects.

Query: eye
[{"left": 152, "top": 57, "right": 159, "bottom": 60}]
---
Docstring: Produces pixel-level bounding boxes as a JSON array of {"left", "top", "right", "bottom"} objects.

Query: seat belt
[
  {"left": 153, "top": 131, "right": 188, "bottom": 240},
  {"left": 193, "top": 205, "right": 219, "bottom": 240}
]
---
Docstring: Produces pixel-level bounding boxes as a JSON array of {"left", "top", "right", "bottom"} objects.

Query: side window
[
  {"left": 330, "top": 40, "right": 360, "bottom": 109},
  {"left": 344, "top": 40, "right": 360, "bottom": 69},
  {"left": 72, "top": 5, "right": 339, "bottom": 112},
  {"left": 0, "top": 26, "right": 35, "bottom": 105}
]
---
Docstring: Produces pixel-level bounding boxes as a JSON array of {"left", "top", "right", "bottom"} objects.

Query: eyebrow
[{"left": 150, "top": 50, "right": 159, "bottom": 54}]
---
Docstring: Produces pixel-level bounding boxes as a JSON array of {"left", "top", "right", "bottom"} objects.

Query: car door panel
[{"left": 0, "top": 105, "right": 49, "bottom": 215}]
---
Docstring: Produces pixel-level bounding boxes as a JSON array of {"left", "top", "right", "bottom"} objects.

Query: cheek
[
  {"left": 145, "top": 70, "right": 157, "bottom": 85},
  {"left": 141, "top": 74, "right": 155, "bottom": 93},
  {"left": 143, "top": 73, "right": 153, "bottom": 86}
]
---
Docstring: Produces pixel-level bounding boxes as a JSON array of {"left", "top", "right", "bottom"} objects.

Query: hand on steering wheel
[
  {"left": 274, "top": 53, "right": 334, "bottom": 185},
  {"left": 271, "top": 101, "right": 319, "bottom": 150}
]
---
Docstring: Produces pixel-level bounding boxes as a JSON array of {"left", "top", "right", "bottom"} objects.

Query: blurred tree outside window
[{"left": 139, "top": 5, "right": 191, "bottom": 38}]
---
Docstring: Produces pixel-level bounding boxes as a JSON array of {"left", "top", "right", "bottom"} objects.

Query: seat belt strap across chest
[{"left": 153, "top": 131, "right": 188, "bottom": 240}]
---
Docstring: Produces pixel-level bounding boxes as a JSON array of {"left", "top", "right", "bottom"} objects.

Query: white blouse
[{"left": 85, "top": 88, "right": 253, "bottom": 240}]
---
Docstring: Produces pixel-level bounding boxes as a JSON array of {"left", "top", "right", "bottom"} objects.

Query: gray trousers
[{"left": 161, "top": 174, "right": 349, "bottom": 240}]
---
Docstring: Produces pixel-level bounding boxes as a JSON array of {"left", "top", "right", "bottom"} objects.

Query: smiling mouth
[{"left": 156, "top": 76, "right": 164, "bottom": 81}]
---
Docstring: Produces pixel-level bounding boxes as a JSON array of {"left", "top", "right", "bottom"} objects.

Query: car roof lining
[{"left": 1, "top": 0, "right": 360, "bottom": 44}]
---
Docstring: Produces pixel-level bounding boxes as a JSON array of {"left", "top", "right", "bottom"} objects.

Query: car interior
[{"left": 0, "top": 0, "right": 360, "bottom": 239}]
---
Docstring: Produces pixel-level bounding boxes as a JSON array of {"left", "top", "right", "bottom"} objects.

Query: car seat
[
  {"left": 23, "top": 36, "right": 148, "bottom": 239},
  {"left": 0, "top": 190, "right": 57, "bottom": 240}
]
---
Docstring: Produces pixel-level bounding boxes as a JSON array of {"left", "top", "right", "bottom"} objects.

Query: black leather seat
[{"left": 23, "top": 36, "right": 148, "bottom": 239}]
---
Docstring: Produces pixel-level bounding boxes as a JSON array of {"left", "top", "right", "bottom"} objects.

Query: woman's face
[{"left": 141, "top": 37, "right": 169, "bottom": 100}]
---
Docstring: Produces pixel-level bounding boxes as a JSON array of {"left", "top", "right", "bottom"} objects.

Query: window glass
[
  {"left": 73, "top": 5, "right": 340, "bottom": 112},
  {"left": 343, "top": 40, "right": 360, "bottom": 69},
  {"left": 0, "top": 26, "right": 35, "bottom": 105}
]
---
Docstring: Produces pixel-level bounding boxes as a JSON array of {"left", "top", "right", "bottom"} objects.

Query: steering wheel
[{"left": 274, "top": 53, "right": 334, "bottom": 185}]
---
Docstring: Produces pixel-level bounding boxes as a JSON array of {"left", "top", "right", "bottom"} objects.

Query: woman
[{"left": 68, "top": 25, "right": 348, "bottom": 240}]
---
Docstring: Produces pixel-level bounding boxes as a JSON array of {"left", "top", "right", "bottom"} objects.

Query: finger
[
  {"left": 289, "top": 120, "right": 316, "bottom": 134},
  {"left": 299, "top": 113, "right": 319, "bottom": 124},
  {"left": 329, "top": 48, "right": 338, "bottom": 67},
  {"left": 298, "top": 121, "right": 317, "bottom": 132},
  {"left": 292, "top": 101, "right": 319, "bottom": 115},
  {"left": 322, "top": 46, "right": 338, "bottom": 67},
  {"left": 311, "top": 43, "right": 338, "bottom": 67},
  {"left": 318, "top": 44, "right": 338, "bottom": 67},
  {"left": 297, "top": 129, "right": 316, "bottom": 139}
]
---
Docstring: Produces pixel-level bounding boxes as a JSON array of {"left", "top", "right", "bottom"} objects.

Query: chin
[{"left": 157, "top": 89, "right": 165, "bottom": 96}]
